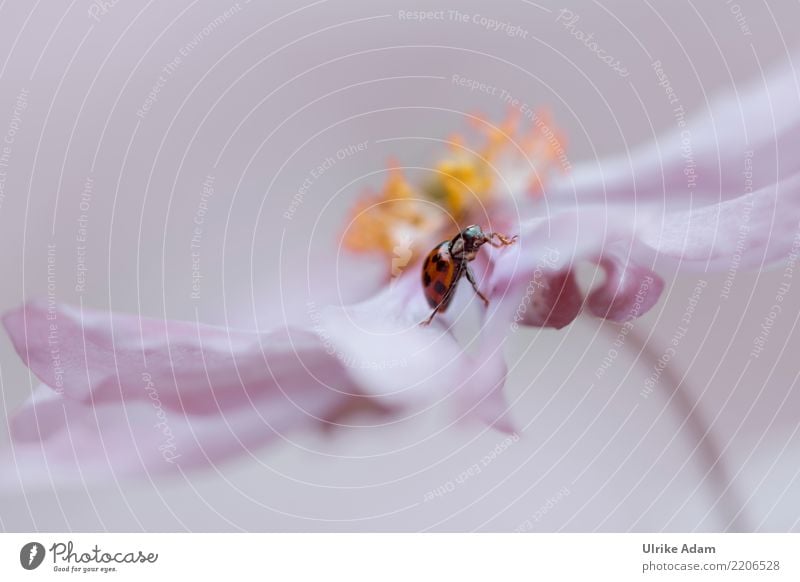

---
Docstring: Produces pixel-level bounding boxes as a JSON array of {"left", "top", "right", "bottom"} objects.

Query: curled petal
[
  {"left": 490, "top": 207, "right": 636, "bottom": 328},
  {"left": 515, "top": 269, "right": 583, "bottom": 329},
  {"left": 587, "top": 251, "right": 665, "bottom": 322},
  {"left": 494, "top": 167, "right": 800, "bottom": 328}
]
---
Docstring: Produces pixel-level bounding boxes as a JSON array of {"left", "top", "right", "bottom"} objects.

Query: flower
[{"left": 3, "top": 57, "right": 800, "bottom": 488}]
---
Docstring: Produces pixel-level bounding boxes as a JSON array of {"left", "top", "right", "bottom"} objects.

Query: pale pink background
[{"left": 0, "top": 0, "right": 799, "bottom": 531}]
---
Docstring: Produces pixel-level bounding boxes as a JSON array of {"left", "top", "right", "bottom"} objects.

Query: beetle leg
[
  {"left": 465, "top": 266, "right": 489, "bottom": 307},
  {"left": 420, "top": 268, "right": 462, "bottom": 326},
  {"left": 487, "top": 232, "right": 518, "bottom": 247},
  {"left": 419, "top": 305, "right": 442, "bottom": 326},
  {"left": 420, "top": 291, "right": 454, "bottom": 325}
]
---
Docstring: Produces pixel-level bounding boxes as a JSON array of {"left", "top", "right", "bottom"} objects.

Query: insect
[{"left": 420, "top": 224, "right": 518, "bottom": 326}]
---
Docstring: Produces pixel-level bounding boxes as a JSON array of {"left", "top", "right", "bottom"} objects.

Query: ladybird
[{"left": 420, "top": 224, "right": 518, "bottom": 325}]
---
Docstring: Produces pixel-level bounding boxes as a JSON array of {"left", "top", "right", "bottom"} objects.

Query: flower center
[{"left": 342, "top": 110, "right": 566, "bottom": 272}]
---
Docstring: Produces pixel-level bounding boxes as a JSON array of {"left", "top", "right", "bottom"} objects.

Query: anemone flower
[{"left": 3, "top": 56, "right": 799, "bottom": 489}]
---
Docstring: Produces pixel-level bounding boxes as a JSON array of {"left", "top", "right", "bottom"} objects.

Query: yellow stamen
[{"left": 342, "top": 111, "right": 567, "bottom": 266}]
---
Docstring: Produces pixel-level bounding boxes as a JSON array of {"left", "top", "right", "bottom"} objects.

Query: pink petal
[
  {"left": 490, "top": 208, "right": 638, "bottom": 328},
  {"left": 490, "top": 209, "right": 626, "bottom": 291},
  {"left": 457, "top": 343, "right": 514, "bottom": 434},
  {"left": 549, "top": 56, "right": 800, "bottom": 205},
  {"left": 494, "top": 165, "right": 800, "bottom": 327},
  {"left": 320, "top": 272, "right": 514, "bottom": 429},
  {"left": 636, "top": 172, "right": 800, "bottom": 270},
  {"left": 2, "top": 301, "right": 359, "bottom": 486},
  {"left": 587, "top": 250, "right": 665, "bottom": 322},
  {"left": 2, "top": 381, "right": 344, "bottom": 489},
  {"left": 513, "top": 268, "right": 583, "bottom": 329},
  {"left": 3, "top": 301, "right": 344, "bottom": 414}
]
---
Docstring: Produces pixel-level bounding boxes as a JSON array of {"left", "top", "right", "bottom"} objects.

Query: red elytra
[{"left": 420, "top": 224, "right": 517, "bottom": 326}]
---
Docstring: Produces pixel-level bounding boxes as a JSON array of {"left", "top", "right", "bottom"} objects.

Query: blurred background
[{"left": 1, "top": 0, "right": 799, "bottom": 531}]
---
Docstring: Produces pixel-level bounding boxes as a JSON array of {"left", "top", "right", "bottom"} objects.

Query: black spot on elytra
[
  {"left": 434, "top": 281, "right": 447, "bottom": 294},
  {"left": 423, "top": 272, "right": 431, "bottom": 286},
  {"left": 436, "top": 260, "right": 448, "bottom": 272}
]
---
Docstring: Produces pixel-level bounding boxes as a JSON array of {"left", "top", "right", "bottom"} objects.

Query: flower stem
[{"left": 620, "top": 325, "right": 749, "bottom": 532}]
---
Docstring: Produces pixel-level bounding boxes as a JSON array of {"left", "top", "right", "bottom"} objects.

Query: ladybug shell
[{"left": 422, "top": 240, "right": 464, "bottom": 311}]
